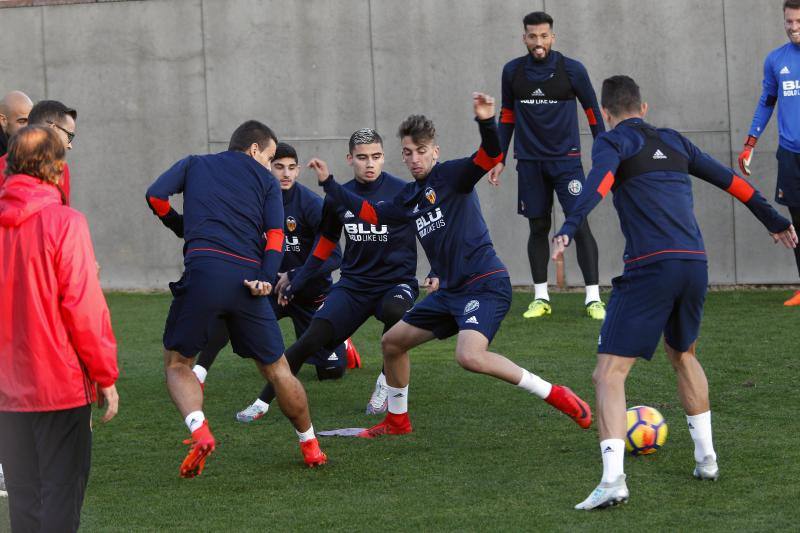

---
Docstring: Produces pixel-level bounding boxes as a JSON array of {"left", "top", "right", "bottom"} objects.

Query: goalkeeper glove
[{"left": 738, "top": 135, "right": 757, "bottom": 176}]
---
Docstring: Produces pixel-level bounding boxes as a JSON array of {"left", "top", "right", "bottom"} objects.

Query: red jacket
[
  {"left": 0, "top": 174, "right": 118, "bottom": 412},
  {"left": 0, "top": 154, "right": 71, "bottom": 205}
]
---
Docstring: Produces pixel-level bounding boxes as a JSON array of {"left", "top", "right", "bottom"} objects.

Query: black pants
[{"left": 0, "top": 405, "right": 92, "bottom": 533}]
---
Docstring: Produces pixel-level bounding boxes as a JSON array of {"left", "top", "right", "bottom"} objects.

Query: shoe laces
[{"left": 370, "top": 383, "right": 388, "bottom": 406}]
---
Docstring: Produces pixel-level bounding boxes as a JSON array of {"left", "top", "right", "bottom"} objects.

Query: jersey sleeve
[
  {"left": 145, "top": 156, "right": 188, "bottom": 238},
  {"left": 259, "top": 180, "right": 285, "bottom": 284},
  {"left": 556, "top": 134, "right": 621, "bottom": 240},
  {"left": 55, "top": 214, "right": 119, "bottom": 389},
  {"left": 499, "top": 62, "right": 516, "bottom": 164},
  {"left": 682, "top": 136, "right": 791, "bottom": 233},
  {"left": 303, "top": 195, "right": 342, "bottom": 279},
  {"left": 748, "top": 53, "right": 778, "bottom": 138},
  {"left": 321, "top": 176, "right": 410, "bottom": 225},
  {"left": 439, "top": 117, "right": 504, "bottom": 193},
  {"left": 286, "top": 197, "right": 344, "bottom": 296},
  {"left": 568, "top": 59, "right": 605, "bottom": 138}
]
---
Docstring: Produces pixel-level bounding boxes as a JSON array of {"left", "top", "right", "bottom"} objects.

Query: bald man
[{"left": 0, "top": 91, "right": 33, "bottom": 156}]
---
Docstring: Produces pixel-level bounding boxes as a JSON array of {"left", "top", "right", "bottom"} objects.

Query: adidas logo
[
  {"left": 344, "top": 210, "right": 354, "bottom": 218},
  {"left": 327, "top": 353, "right": 338, "bottom": 361},
  {"left": 688, "top": 422, "right": 695, "bottom": 429},
  {"left": 465, "top": 316, "right": 479, "bottom": 324},
  {"left": 392, "top": 393, "right": 405, "bottom": 398},
  {"left": 781, "top": 66, "right": 791, "bottom": 75},
  {"left": 531, "top": 88, "right": 545, "bottom": 96},
  {"left": 393, "top": 294, "right": 405, "bottom": 299},
  {"left": 412, "top": 203, "right": 420, "bottom": 214},
  {"left": 603, "top": 446, "right": 614, "bottom": 454},
  {"left": 652, "top": 149, "right": 667, "bottom": 160}
]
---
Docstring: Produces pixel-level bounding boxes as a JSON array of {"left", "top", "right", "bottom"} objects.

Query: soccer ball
[{"left": 625, "top": 405, "right": 668, "bottom": 456}]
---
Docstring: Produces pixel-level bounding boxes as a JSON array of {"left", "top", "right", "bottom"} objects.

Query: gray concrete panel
[
  {"left": 547, "top": 0, "right": 729, "bottom": 133},
  {"left": 0, "top": 7, "right": 46, "bottom": 100},
  {"left": 202, "top": 0, "right": 374, "bottom": 142},
  {"left": 42, "top": 0, "right": 207, "bottom": 288}
]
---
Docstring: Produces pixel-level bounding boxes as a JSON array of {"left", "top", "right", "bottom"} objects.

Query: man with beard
[{"left": 492, "top": 11, "right": 606, "bottom": 320}]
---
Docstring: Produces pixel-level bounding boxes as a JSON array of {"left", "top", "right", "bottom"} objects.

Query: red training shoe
[
  {"left": 784, "top": 290, "right": 800, "bottom": 307},
  {"left": 300, "top": 438, "right": 327, "bottom": 467},
  {"left": 180, "top": 420, "right": 216, "bottom": 478},
  {"left": 345, "top": 338, "right": 362, "bottom": 369},
  {"left": 545, "top": 385, "right": 592, "bottom": 429},
  {"left": 357, "top": 412, "right": 413, "bottom": 438}
]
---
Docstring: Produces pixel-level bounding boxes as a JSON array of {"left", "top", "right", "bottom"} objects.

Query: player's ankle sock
[
  {"left": 686, "top": 411, "right": 716, "bottom": 463},
  {"left": 585, "top": 285, "right": 600, "bottom": 305},
  {"left": 387, "top": 385, "right": 408, "bottom": 414},
  {"left": 534, "top": 282, "right": 549, "bottom": 301},
  {"left": 296, "top": 424, "right": 316, "bottom": 442},
  {"left": 192, "top": 365, "right": 207, "bottom": 384},
  {"left": 517, "top": 369, "right": 553, "bottom": 399},
  {"left": 253, "top": 398, "right": 269, "bottom": 412},
  {"left": 185, "top": 411, "right": 205, "bottom": 433},
  {"left": 600, "top": 438, "right": 625, "bottom": 483}
]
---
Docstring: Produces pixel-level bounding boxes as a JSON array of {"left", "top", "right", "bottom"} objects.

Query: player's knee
[
  {"left": 381, "top": 300, "right": 412, "bottom": 330},
  {"left": 381, "top": 332, "right": 404, "bottom": 359},
  {"left": 530, "top": 216, "right": 552, "bottom": 237},
  {"left": 163, "top": 349, "right": 192, "bottom": 370},
  {"left": 454, "top": 348, "right": 486, "bottom": 373}
]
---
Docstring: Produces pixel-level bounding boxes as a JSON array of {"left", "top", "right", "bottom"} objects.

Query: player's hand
[
  {"left": 551, "top": 234, "right": 570, "bottom": 261},
  {"left": 97, "top": 383, "right": 119, "bottom": 423},
  {"left": 772, "top": 224, "right": 798, "bottom": 248},
  {"left": 307, "top": 158, "right": 331, "bottom": 184},
  {"left": 244, "top": 279, "right": 272, "bottom": 296},
  {"left": 274, "top": 272, "right": 290, "bottom": 298},
  {"left": 738, "top": 136, "right": 757, "bottom": 176},
  {"left": 473, "top": 92, "right": 496, "bottom": 120},
  {"left": 487, "top": 162, "right": 505, "bottom": 187},
  {"left": 278, "top": 285, "right": 293, "bottom": 306},
  {"left": 423, "top": 276, "right": 440, "bottom": 293}
]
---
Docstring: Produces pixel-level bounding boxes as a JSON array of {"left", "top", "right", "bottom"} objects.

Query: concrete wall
[{"left": 0, "top": 0, "right": 796, "bottom": 288}]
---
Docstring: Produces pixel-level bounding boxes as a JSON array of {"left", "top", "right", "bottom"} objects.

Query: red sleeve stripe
[
  {"left": 727, "top": 175, "right": 755, "bottom": 203},
  {"left": 500, "top": 108, "right": 515, "bottom": 124},
  {"left": 148, "top": 196, "right": 170, "bottom": 217},
  {"left": 358, "top": 200, "right": 379, "bottom": 226},
  {"left": 265, "top": 228, "right": 284, "bottom": 252},
  {"left": 584, "top": 108, "right": 598, "bottom": 126},
  {"left": 596, "top": 171, "right": 615, "bottom": 198},
  {"left": 473, "top": 147, "right": 504, "bottom": 172},
  {"left": 312, "top": 236, "right": 337, "bottom": 260}
]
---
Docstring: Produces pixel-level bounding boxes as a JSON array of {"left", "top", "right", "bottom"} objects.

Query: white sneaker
[
  {"left": 235, "top": 402, "right": 268, "bottom": 423},
  {"left": 693, "top": 455, "right": 719, "bottom": 481},
  {"left": 575, "top": 475, "right": 629, "bottom": 510},
  {"left": 0, "top": 468, "right": 7, "bottom": 498},
  {"left": 365, "top": 376, "right": 388, "bottom": 415}
]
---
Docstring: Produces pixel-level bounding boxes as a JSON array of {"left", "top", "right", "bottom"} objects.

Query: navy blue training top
[
  {"left": 499, "top": 51, "right": 604, "bottom": 161},
  {"left": 557, "top": 118, "right": 790, "bottom": 271},
  {"left": 146, "top": 150, "right": 284, "bottom": 283}
]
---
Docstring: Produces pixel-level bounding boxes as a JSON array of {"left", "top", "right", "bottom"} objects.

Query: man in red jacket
[{"left": 0, "top": 126, "right": 118, "bottom": 532}]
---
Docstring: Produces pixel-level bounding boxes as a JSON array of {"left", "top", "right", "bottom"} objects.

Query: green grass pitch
[{"left": 2, "top": 289, "right": 798, "bottom": 531}]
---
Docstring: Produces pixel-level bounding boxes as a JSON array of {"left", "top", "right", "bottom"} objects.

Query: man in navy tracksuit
[
  {"left": 495, "top": 11, "right": 605, "bottom": 320},
  {"left": 551, "top": 76, "right": 798, "bottom": 510},
  {"left": 146, "top": 121, "right": 327, "bottom": 473},
  {"left": 313, "top": 93, "right": 593, "bottom": 438},
  {"left": 268, "top": 128, "right": 428, "bottom": 418},
  {"left": 190, "top": 142, "right": 358, "bottom": 424}
]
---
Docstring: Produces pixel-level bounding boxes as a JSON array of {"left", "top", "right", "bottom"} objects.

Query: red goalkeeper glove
[{"left": 738, "top": 135, "right": 757, "bottom": 176}]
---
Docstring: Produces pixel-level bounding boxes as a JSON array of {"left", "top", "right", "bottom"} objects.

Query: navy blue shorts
[
  {"left": 163, "top": 257, "right": 284, "bottom": 364},
  {"left": 776, "top": 146, "right": 800, "bottom": 207},
  {"left": 402, "top": 276, "right": 512, "bottom": 343},
  {"left": 313, "top": 281, "right": 419, "bottom": 346},
  {"left": 270, "top": 296, "right": 346, "bottom": 370},
  {"left": 599, "top": 260, "right": 708, "bottom": 360},
  {"left": 516, "top": 158, "right": 586, "bottom": 218}
]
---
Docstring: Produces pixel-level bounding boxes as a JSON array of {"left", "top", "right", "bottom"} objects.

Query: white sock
[
  {"left": 185, "top": 410, "right": 205, "bottom": 433},
  {"left": 600, "top": 438, "right": 625, "bottom": 483},
  {"left": 517, "top": 369, "right": 552, "bottom": 399},
  {"left": 253, "top": 398, "right": 269, "bottom": 412},
  {"left": 585, "top": 284, "right": 600, "bottom": 305},
  {"left": 534, "top": 282, "right": 549, "bottom": 301},
  {"left": 686, "top": 411, "right": 716, "bottom": 463},
  {"left": 296, "top": 424, "right": 316, "bottom": 442},
  {"left": 192, "top": 365, "right": 207, "bottom": 384},
  {"left": 387, "top": 384, "right": 408, "bottom": 414}
]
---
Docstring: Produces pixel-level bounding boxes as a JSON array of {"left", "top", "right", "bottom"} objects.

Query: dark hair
[
  {"left": 6, "top": 125, "right": 66, "bottom": 201},
  {"left": 601, "top": 75, "right": 642, "bottom": 117},
  {"left": 785, "top": 1, "right": 800, "bottom": 11},
  {"left": 397, "top": 115, "right": 436, "bottom": 145},
  {"left": 228, "top": 120, "right": 277, "bottom": 152},
  {"left": 27, "top": 100, "right": 77, "bottom": 126},
  {"left": 273, "top": 142, "right": 298, "bottom": 163},
  {"left": 523, "top": 11, "right": 553, "bottom": 28},
  {"left": 348, "top": 128, "right": 383, "bottom": 153}
]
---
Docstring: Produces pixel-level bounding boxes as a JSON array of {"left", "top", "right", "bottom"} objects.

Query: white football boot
[
  {"left": 693, "top": 455, "right": 719, "bottom": 481},
  {"left": 575, "top": 475, "right": 629, "bottom": 510},
  {"left": 365, "top": 374, "right": 388, "bottom": 415},
  {"left": 235, "top": 401, "right": 268, "bottom": 423}
]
